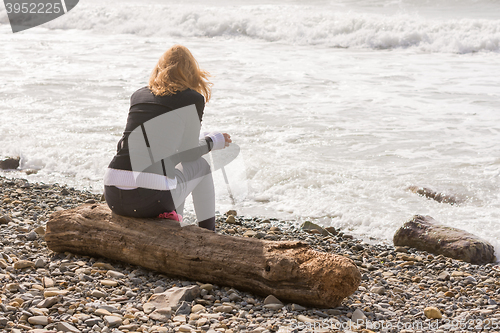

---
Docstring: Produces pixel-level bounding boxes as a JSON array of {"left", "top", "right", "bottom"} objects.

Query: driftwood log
[{"left": 46, "top": 204, "right": 361, "bottom": 308}]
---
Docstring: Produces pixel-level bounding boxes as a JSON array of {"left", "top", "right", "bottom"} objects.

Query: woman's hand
[{"left": 223, "top": 133, "right": 232, "bottom": 147}]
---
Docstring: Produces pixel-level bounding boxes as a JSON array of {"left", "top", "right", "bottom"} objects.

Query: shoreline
[{"left": 1, "top": 175, "right": 500, "bottom": 333}]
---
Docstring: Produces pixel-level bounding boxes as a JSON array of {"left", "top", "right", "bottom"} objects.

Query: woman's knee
[{"left": 199, "top": 157, "right": 212, "bottom": 174}]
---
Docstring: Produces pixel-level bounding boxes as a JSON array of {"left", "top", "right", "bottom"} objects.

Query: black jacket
[{"left": 108, "top": 87, "right": 213, "bottom": 178}]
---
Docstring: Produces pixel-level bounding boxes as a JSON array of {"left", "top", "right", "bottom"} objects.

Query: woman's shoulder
[{"left": 130, "top": 86, "right": 153, "bottom": 101}]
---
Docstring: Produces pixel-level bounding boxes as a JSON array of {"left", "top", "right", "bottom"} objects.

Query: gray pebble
[{"left": 34, "top": 258, "right": 46, "bottom": 268}]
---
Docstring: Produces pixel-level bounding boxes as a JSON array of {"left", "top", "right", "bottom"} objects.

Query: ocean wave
[{"left": 1, "top": 3, "right": 499, "bottom": 53}]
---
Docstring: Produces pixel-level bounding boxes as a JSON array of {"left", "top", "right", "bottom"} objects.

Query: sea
[{"left": 1, "top": 0, "right": 499, "bottom": 255}]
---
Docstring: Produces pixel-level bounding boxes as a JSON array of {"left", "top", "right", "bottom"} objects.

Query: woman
[{"left": 103, "top": 45, "right": 230, "bottom": 231}]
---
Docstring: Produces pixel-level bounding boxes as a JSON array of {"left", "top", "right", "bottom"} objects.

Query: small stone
[
  {"left": 264, "top": 295, "right": 283, "bottom": 305},
  {"left": 200, "top": 284, "right": 213, "bottom": 291},
  {"left": 444, "top": 291, "right": 455, "bottom": 298},
  {"left": 13, "top": 260, "right": 35, "bottom": 269},
  {"left": 226, "top": 210, "right": 237, "bottom": 216},
  {"left": 143, "top": 303, "right": 156, "bottom": 314},
  {"left": 351, "top": 308, "right": 366, "bottom": 323},
  {"left": 297, "top": 315, "right": 315, "bottom": 323},
  {"left": 34, "top": 258, "right": 46, "bottom": 268},
  {"left": 300, "top": 221, "right": 330, "bottom": 236},
  {"left": 106, "top": 270, "right": 125, "bottom": 279},
  {"left": 189, "top": 314, "right": 200, "bottom": 321},
  {"left": 255, "top": 232, "right": 266, "bottom": 239},
  {"left": 28, "top": 315, "right": 49, "bottom": 325},
  {"left": 57, "top": 321, "right": 81, "bottom": 333},
  {"left": 104, "top": 316, "right": 122, "bottom": 327},
  {"left": 243, "top": 230, "right": 258, "bottom": 237},
  {"left": 196, "top": 317, "right": 208, "bottom": 326},
  {"left": 91, "top": 290, "right": 107, "bottom": 298},
  {"left": 84, "top": 317, "right": 103, "bottom": 326},
  {"left": 0, "top": 215, "right": 12, "bottom": 225},
  {"left": 125, "top": 290, "right": 136, "bottom": 298},
  {"left": 6, "top": 283, "right": 19, "bottom": 292},
  {"left": 424, "top": 307, "right": 442, "bottom": 319},
  {"left": 214, "top": 305, "right": 233, "bottom": 313},
  {"left": 226, "top": 215, "right": 238, "bottom": 224},
  {"left": 26, "top": 231, "right": 38, "bottom": 241},
  {"left": 179, "top": 325, "right": 195, "bottom": 332},
  {"left": 92, "top": 262, "right": 115, "bottom": 270},
  {"left": 228, "top": 293, "right": 241, "bottom": 302},
  {"left": 44, "top": 289, "right": 69, "bottom": 297},
  {"left": 438, "top": 271, "right": 450, "bottom": 281},
  {"left": 95, "top": 309, "right": 111, "bottom": 316},
  {"left": 394, "top": 246, "right": 408, "bottom": 253},
  {"left": 34, "top": 226, "right": 45, "bottom": 235},
  {"left": 42, "top": 277, "right": 54, "bottom": 288},
  {"left": 324, "top": 226, "right": 338, "bottom": 235},
  {"left": 370, "top": 286, "right": 386, "bottom": 295},
  {"left": 175, "top": 301, "right": 191, "bottom": 315},
  {"left": 100, "top": 279, "right": 118, "bottom": 287},
  {"left": 148, "top": 308, "right": 172, "bottom": 322},
  {"left": 263, "top": 303, "right": 283, "bottom": 310},
  {"left": 464, "top": 276, "right": 477, "bottom": 284},
  {"left": 191, "top": 304, "right": 205, "bottom": 313},
  {"left": 153, "top": 286, "right": 164, "bottom": 294},
  {"left": 291, "top": 303, "right": 307, "bottom": 311},
  {"left": 37, "top": 295, "right": 63, "bottom": 308},
  {"left": 98, "top": 305, "right": 118, "bottom": 313},
  {"left": 173, "top": 315, "right": 186, "bottom": 322}
]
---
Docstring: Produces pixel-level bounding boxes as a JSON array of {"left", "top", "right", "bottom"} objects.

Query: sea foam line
[{"left": 1, "top": 3, "right": 499, "bottom": 53}]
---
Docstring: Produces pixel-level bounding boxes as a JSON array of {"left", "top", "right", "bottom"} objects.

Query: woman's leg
[{"left": 172, "top": 157, "right": 215, "bottom": 231}]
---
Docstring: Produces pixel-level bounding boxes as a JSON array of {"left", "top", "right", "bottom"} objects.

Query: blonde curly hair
[{"left": 148, "top": 45, "right": 212, "bottom": 102}]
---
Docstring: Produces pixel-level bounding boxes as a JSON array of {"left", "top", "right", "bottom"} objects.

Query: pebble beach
[{"left": 1, "top": 175, "right": 500, "bottom": 333}]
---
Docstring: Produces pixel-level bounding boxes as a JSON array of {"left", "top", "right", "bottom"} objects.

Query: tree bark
[{"left": 46, "top": 203, "right": 360, "bottom": 308}]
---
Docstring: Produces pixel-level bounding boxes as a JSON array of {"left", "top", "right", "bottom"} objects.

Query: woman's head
[{"left": 149, "top": 45, "right": 212, "bottom": 102}]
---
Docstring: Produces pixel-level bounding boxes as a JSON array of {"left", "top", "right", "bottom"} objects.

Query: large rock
[
  {"left": 393, "top": 215, "right": 495, "bottom": 264},
  {"left": 46, "top": 203, "right": 361, "bottom": 308},
  {"left": 0, "top": 157, "right": 20, "bottom": 170}
]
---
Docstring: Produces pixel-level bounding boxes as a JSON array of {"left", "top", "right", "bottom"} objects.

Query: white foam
[{"left": 1, "top": 2, "right": 499, "bottom": 53}]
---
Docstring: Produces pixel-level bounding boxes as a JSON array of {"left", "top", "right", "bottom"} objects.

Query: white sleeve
[{"left": 201, "top": 131, "right": 226, "bottom": 150}]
